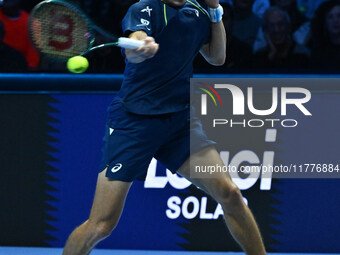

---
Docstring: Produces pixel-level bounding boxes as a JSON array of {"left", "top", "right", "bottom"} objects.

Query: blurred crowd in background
[{"left": 0, "top": 0, "right": 339, "bottom": 74}]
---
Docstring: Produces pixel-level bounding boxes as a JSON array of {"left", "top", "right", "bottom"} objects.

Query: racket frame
[{"left": 28, "top": 0, "right": 103, "bottom": 61}]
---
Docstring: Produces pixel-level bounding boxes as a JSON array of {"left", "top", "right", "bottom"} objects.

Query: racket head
[{"left": 28, "top": 0, "right": 95, "bottom": 60}]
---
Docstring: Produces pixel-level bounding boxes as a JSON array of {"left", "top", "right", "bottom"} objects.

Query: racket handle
[{"left": 117, "top": 37, "right": 144, "bottom": 49}]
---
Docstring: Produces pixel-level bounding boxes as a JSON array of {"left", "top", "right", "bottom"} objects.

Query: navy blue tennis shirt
[{"left": 115, "top": 0, "right": 211, "bottom": 114}]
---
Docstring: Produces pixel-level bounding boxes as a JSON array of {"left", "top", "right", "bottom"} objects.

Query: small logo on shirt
[
  {"left": 195, "top": 10, "right": 199, "bottom": 17},
  {"left": 109, "top": 128, "right": 114, "bottom": 135},
  {"left": 111, "top": 163, "right": 123, "bottom": 173},
  {"left": 141, "top": 6, "right": 152, "bottom": 17},
  {"left": 137, "top": 18, "right": 151, "bottom": 30}
]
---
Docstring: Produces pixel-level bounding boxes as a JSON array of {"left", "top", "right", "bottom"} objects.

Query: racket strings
[{"left": 30, "top": 3, "right": 92, "bottom": 59}]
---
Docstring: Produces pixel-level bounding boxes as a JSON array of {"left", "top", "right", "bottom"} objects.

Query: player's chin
[{"left": 170, "top": 0, "right": 187, "bottom": 7}]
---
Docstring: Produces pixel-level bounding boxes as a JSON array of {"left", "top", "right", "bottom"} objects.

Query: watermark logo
[
  {"left": 201, "top": 84, "right": 312, "bottom": 117},
  {"left": 199, "top": 83, "right": 312, "bottom": 128},
  {"left": 190, "top": 78, "right": 339, "bottom": 181},
  {"left": 200, "top": 83, "right": 222, "bottom": 115}
]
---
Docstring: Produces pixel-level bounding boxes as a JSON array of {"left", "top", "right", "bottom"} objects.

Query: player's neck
[{"left": 161, "top": 0, "right": 187, "bottom": 8}]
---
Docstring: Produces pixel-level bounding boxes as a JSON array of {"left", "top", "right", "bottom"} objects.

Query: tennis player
[{"left": 63, "top": 0, "right": 267, "bottom": 254}]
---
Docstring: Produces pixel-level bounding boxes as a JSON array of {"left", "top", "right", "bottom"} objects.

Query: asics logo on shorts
[{"left": 111, "top": 163, "right": 123, "bottom": 173}]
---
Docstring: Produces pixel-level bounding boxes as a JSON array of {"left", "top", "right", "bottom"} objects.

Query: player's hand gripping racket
[{"left": 28, "top": 0, "right": 144, "bottom": 61}]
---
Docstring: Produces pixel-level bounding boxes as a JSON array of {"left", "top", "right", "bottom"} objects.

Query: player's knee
[
  {"left": 215, "top": 182, "right": 243, "bottom": 212},
  {"left": 91, "top": 220, "right": 117, "bottom": 239}
]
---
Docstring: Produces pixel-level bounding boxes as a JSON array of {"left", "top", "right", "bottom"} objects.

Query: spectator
[
  {"left": 254, "top": 0, "right": 310, "bottom": 52},
  {"left": 0, "top": 19, "right": 27, "bottom": 72},
  {"left": 232, "top": 0, "right": 262, "bottom": 47},
  {"left": 194, "top": 2, "right": 253, "bottom": 73},
  {"left": 271, "top": 0, "right": 307, "bottom": 31},
  {"left": 252, "top": 6, "right": 310, "bottom": 72},
  {"left": 311, "top": 0, "right": 340, "bottom": 72},
  {"left": 272, "top": 0, "right": 312, "bottom": 45},
  {"left": 0, "top": 0, "right": 40, "bottom": 70},
  {"left": 253, "top": 0, "right": 271, "bottom": 17},
  {"left": 297, "top": 0, "right": 327, "bottom": 19}
]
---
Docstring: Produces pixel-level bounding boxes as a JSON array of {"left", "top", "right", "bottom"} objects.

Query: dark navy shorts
[{"left": 99, "top": 100, "right": 215, "bottom": 182}]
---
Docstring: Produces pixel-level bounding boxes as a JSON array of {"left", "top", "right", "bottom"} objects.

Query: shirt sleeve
[{"left": 122, "top": 2, "right": 154, "bottom": 36}]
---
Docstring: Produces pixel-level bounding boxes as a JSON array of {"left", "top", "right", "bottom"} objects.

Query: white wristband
[{"left": 208, "top": 4, "right": 224, "bottom": 23}]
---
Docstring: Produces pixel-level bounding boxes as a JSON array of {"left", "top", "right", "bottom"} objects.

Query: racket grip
[{"left": 118, "top": 37, "right": 144, "bottom": 49}]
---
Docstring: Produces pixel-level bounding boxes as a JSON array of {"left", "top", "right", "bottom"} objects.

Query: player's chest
[{"left": 155, "top": 1, "right": 210, "bottom": 37}]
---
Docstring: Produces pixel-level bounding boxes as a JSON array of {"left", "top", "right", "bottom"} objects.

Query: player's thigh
[
  {"left": 177, "top": 146, "right": 235, "bottom": 201},
  {"left": 155, "top": 110, "right": 215, "bottom": 175},
  {"left": 88, "top": 169, "right": 132, "bottom": 226}
]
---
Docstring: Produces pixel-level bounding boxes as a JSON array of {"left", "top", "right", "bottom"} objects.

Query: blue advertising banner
[{"left": 0, "top": 75, "right": 339, "bottom": 253}]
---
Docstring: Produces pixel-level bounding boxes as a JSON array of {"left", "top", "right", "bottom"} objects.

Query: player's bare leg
[
  {"left": 62, "top": 169, "right": 131, "bottom": 255},
  {"left": 178, "top": 146, "right": 266, "bottom": 255}
]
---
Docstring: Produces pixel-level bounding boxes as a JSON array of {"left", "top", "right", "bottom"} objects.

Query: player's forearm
[{"left": 206, "top": 21, "right": 226, "bottom": 66}]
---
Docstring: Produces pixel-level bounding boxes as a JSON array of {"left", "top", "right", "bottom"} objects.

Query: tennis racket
[{"left": 28, "top": 0, "right": 144, "bottom": 60}]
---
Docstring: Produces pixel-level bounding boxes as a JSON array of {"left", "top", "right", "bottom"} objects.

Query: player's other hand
[
  {"left": 126, "top": 37, "right": 159, "bottom": 63},
  {"left": 136, "top": 37, "right": 159, "bottom": 59}
]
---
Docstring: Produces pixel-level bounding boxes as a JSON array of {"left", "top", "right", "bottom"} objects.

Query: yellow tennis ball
[{"left": 67, "top": 56, "right": 89, "bottom": 73}]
